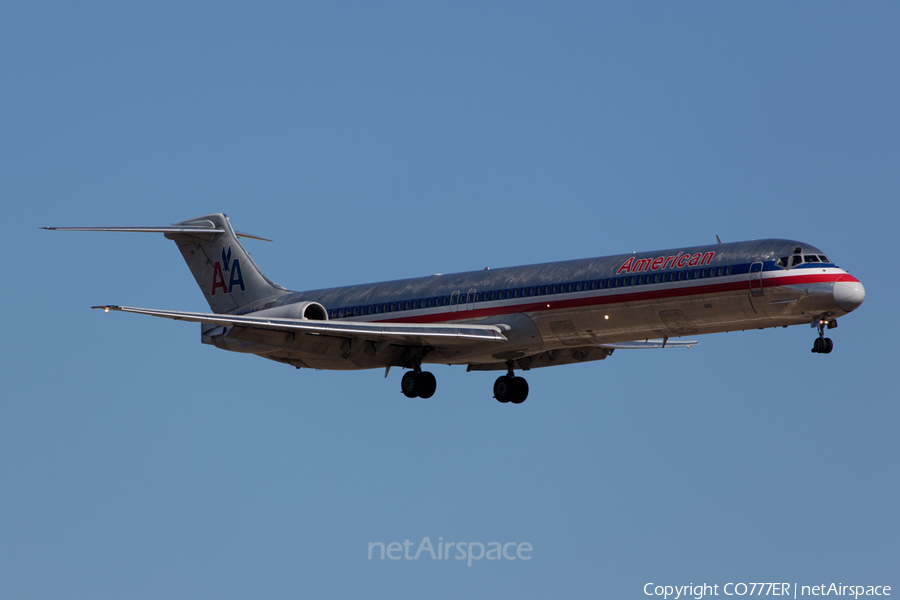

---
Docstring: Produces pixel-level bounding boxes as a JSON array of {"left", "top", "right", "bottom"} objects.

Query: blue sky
[{"left": 2, "top": 2, "right": 897, "bottom": 598}]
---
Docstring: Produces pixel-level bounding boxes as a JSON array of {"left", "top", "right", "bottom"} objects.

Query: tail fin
[
  {"left": 44, "top": 213, "right": 290, "bottom": 313},
  {"left": 164, "top": 214, "right": 289, "bottom": 313}
]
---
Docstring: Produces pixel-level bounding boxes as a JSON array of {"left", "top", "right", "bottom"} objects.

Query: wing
[
  {"left": 92, "top": 305, "right": 507, "bottom": 347},
  {"left": 598, "top": 339, "right": 697, "bottom": 349}
]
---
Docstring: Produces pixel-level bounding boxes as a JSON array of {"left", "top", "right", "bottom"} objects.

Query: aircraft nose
[{"left": 834, "top": 279, "right": 865, "bottom": 312}]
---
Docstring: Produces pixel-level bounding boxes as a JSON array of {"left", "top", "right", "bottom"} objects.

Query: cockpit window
[
  {"left": 776, "top": 257, "right": 788, "bottom": 268},
  {"left": 804, "top": 255, "right": 820, "bottom": 263},
  {"left": 818, "top": 255, "right": 829, "bottom": 263},
  {"left": 791, "top": 255, "right": 803, "bottom": 267}
]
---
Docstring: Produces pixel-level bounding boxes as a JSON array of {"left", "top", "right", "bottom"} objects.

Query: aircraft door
[{"left": 749, "top": 262, "right": 764, "bottom": 294}]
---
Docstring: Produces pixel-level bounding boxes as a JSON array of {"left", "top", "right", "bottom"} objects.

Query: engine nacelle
[
  {"left": 201, "top": 301, "right": 328, "bottom": 352},
  {"left": 250, "top": 301, "right": 329, "bottom": 321}
]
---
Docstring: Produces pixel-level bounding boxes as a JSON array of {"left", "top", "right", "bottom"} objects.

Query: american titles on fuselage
[{"left": 617, "top": 251, "right": 715, "bottom": 274}]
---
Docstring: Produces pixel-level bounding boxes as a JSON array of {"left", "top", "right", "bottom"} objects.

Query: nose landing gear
[
  {"left": 812, "top": 318, "right": 835, "bottom": 354},
  {"left": 812, "top": 337, "right": 833, "bottom": 354}
]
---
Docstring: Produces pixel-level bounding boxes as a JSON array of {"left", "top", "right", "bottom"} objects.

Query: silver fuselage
[{"left": 210, "top": 238, "right": 865, "bottom": 371}]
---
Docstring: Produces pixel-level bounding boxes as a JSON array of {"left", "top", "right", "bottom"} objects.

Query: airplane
[{"left": 44, "top": 213, "right": 865, "bottom": 404}]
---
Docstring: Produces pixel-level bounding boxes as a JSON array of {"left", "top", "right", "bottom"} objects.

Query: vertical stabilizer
[{"left": 164, "top": 214, "right": 289, "bottom": 313}]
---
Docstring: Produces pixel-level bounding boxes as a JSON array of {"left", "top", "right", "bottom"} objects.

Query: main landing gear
[
  {"left": 399, "top": 363, "right": 530, "bottom": 404},
  {"left": 401, "top": 369, "right": 437, "bottom": 398},
  {"left": 493, "top": 362, "right": 529, "bottom": 404},
  {"left": 812, "top": 318, "right": 835, "bottom": 354}
]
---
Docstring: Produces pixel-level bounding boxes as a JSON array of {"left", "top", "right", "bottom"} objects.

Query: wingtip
[{"left": 91, "top": 305, "right": 119, "bottom": 313}]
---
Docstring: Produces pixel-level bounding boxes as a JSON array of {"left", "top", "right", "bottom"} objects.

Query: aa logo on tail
[{"left": 211, "top": 246, "right": 245, "bottom": 295}]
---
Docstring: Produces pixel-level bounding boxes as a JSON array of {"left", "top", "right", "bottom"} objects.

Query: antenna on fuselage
[{"left": 716, "top": 235, "right": 723, "bottom": 245}]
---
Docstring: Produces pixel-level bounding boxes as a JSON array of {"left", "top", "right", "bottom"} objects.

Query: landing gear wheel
[
  {"left": 812, "top": 337, "right": 834, "bottom": 354},
  {"left": 401, "top": 370, "right": 437, "bottom": 398},
  {"left": 419, "top": 372, "right": 437, "bottom": 398},
  {"left": 494, "top": 375, "right": 528, "bottom": 404},
  {"left": 510, "top": 377, "right": 529, "bottom": 404},
  {"left": 401, "top": 371, "right": 419, "bottom": 398},
  {"left": 493, "top": 376, "right": 512, "bottom": 403}
]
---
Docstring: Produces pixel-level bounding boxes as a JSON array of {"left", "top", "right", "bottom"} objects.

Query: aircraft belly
[{"left": 525, "top": 288, "right": 804, "bottom": 347}]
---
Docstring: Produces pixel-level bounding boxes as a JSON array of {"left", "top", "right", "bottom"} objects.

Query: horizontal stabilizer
[
  {"left": 92, "top": 305, "right": 508, "bottom": 345},
  {"left": 42, "top": 225, "right": 271, "bottom": 241}
]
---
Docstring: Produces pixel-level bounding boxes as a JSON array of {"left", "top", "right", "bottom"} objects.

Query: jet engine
[{"left": 250, "top": 301, "right": 329, "bottom": 321}]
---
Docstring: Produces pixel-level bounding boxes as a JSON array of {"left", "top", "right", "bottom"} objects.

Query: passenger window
[
  {"left": 552, "top": 284, "right": 559, "bottom": 294},
  {"left": 804, "top": 255, "right": 820, "bottom": 263},
  {"left": 791, "top": 255, "right": 802, "bottom": 267},
  {"left": 654, "top": 274, "right": 661, "bottom": 283},
  {"left": 630, "top": 276, "right": 636, "bottom": 286},
  {"left": 427, "top": 298, "right": 434, "bottom": 307},
  {"left": 726, "top": 266, "right": 732, "bottom": 275},
  {"left": 575, "top": 282, "right": 583, "bottom": 291}
]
